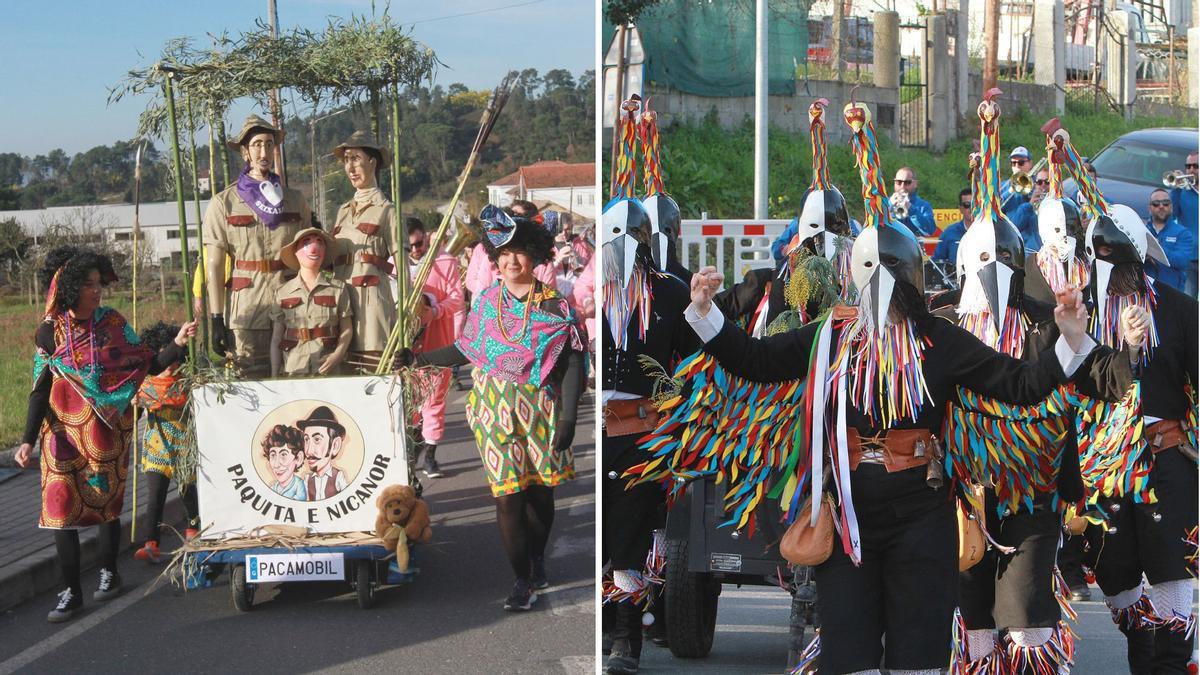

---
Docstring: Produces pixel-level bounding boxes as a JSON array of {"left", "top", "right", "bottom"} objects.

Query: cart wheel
[
  {"left": 355, "top": 559, "right": 375, "bottom": 609},
  {"left": 664, "top": 538, "right": 720, "bottom": 658},
  {"left": 230, "top": 564, "right": 255, "bottom": 612}
]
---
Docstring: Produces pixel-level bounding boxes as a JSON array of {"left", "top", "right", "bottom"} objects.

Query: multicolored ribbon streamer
[
  {"left": 613, "top": 99, "right": 640, "bottom": 200},
  {"left": 1089, "top": 275, "right": 1159, "bottom": 366},
  {"left": 844, "top": 104, "right": 895, "bottom": 231},
  {"left": 602, "top": 264, "right": 652, "bottom": 350},
  {"left": 1073, "top": 382, "right": 1154, "bottom": 506},
  {"left": 809, "top": 99, "right": 831, "bottom": 191},
  {"left": 638, "top": 106, "right": 664, "bottom": 197},
  {"left": 959, "top": 307, "right": 1030, "bottom": 359}
]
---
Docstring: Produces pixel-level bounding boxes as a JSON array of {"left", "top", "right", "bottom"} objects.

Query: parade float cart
[
  {"left": 662, "top": 476, "right": 818, "bottom": 667},
  {"left": 181, "top": 375, "right": 417, "bottom": 611}
]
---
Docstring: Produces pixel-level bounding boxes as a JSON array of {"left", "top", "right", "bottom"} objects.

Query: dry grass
[{"left": 0, "top": 291, "right": 187, "bottom": 448}]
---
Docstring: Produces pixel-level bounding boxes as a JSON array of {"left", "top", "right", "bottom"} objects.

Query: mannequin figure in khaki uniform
[
  {"left": 203, "top": 114, "right": 311, "bottom": 376},
  {"left": 329, "top": 131, "right": 399, "bottom": 373},
  {"left": 270, "top": 228, "right": 352, "bottom": 377}
]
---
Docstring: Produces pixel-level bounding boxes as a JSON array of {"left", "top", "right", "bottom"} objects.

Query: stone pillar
[
  {"left": 952, "top": 3, "right": 970, "bottom": 127},
  {"left": 1033, "top": 0, "right": 1066, "bottom": 114},
  {"left": 1105, "top": 10, "right": 1138, "bottom": 120},
  {"left": 875, "top": 11, "right": 901, "bottom": 88},
  {"left": 926, "top": 13, "right": 951, "bottom": 152}
]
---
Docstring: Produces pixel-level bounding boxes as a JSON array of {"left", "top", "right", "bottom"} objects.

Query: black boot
[
  {"left": 1153, "top": 624, "right": 1194, "bottom": 675},
  {"left": 1119, "top": 624, "right": 1156, "bottom": 675},
  {"left": 422, "top": 443, "right": 444, "bottom": 478},
  {"left": 607, "top": 600, "right": 642, "bottom": 673}
]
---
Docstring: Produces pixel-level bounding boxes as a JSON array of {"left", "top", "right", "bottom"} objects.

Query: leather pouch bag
[
  {"left": 958, "top": 491, "right": 987, "bottom": 571},
  {"left": 780, "top": 495, "right": 835, "bottom": 566}
]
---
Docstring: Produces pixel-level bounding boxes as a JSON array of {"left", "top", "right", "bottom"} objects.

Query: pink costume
[
  {"left": 571, "top": 255, "right": 596, "bottom": 345},
  {"left": 570, "top": 237, "right": 594, "bottom": 267},
  {"left": 412, "top": 249, "right": 465, "bottom": 444},
  {"left": 464, "top": 243, "right": 556, "bottom": 297}
]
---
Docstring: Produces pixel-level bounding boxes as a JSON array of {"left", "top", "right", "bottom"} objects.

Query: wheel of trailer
[
  {"left": 355, "top": 559, "right": 375, "bottom": 609},
  {"left": 230, "top": 564, "right": 255, "bottom": 612},
  {"left": 664, "top": 538, "right": 720, "bottom": 658}
]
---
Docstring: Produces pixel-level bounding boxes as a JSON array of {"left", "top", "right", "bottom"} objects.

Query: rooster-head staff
[
  {"left": 809, "top": 98, "right": 829, "bottom": 127},
  {"left": 843, "top": 101, "right": 870, "bottom": 134},
  {"left": 978, "top": 88, "right": 1002, "bottom": 132}
]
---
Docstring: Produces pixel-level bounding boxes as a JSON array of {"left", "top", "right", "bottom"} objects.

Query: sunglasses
[
  {"left": 894, "top": 179, "right": 913, "bottom": 185},
  {"left": 1011, "top": 159, "right": 1030, "bottom": 165},
  {"left": 1150, "top": 200, "right": 1172, "bottom": 207},
  {"left": 1034, "top": 179, "right": 1049, "bottom": 186},
  {"left": 1187, "top": 163, "right": 1199, "bottom": 169},
  {"left": 959, "top": 202, "right": 972, "bottom": 209}
]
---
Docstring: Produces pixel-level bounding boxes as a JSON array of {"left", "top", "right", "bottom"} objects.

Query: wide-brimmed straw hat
[
  {"left": 227, "top": 114, "right": 286, "bottom": 150},
  {"left": 280, "top": 227, "right": 338, "bottom": 270},
  {"left": 333, "top": 130, "right": 391, "bottom": 169}
]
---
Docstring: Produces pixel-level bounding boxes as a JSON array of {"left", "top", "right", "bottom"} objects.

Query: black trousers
[
  {"left": 602, "top": 432, "right": 666, "bottom": 570},
  {"left": 960, "top": 499, "right": 1062, "bottom": 630},
  {"left": 814, "top": 465, "right": 958, "bottom": 674},
  {"left": 1086, "top": 446, "right": 1199, "bottom": 595}
]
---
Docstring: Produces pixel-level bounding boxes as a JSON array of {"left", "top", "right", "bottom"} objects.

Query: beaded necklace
[{"left": 496, "top": 281, "right": 536, "bottom": 343}]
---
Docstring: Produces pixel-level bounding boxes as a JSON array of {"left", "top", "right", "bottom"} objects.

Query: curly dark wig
[
  {"left": 480, "top": 218, "right": 556, "bottom": 267},
  {"left": 139, "top": 321, "right": 180, "bottom": 352},
  {"left": 39, "top": 245, "right": 118, "bottom": 312}
]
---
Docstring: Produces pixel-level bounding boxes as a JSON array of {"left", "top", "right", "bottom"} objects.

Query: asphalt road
[
  {"left": 637, "top": 583, "right": 1194, "bottom": 673},
  {"left": 0, "top": 386, "right": 597, "bottom": 675}
]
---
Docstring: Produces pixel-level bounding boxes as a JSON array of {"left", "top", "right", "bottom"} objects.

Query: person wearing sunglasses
[
  {"left": 931, "top": 188, "right": 974, "bottom": 265},
  {"left": 1169, "top": 152, "right": 1198, "bottom": 297},
  {"left": 1006, "top": 168, "right": 1049, "bottom": 253},
  {"left": 1143, "top": 188, "right": 1196, "bottom": 293},
  {"left": 891, "top": 167, "right": 936, "bottom": 237},
  {"left": 1000, "top": 146, "right": 1033, "bottom": 216}
]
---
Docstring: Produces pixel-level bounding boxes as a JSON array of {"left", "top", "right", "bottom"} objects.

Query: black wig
[
  {"left": 139, "top": 321, "right": 181, "bottom": 352},
  {"left": 480, "top": 218, "right": 556, "bottom": 267},
  {"left": 39, "top": 245, "right": 117, "bottom": 312}
]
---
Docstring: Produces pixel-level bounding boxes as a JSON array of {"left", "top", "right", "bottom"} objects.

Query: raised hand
[
  {"left": 689, "top": 266, "right": 724, "bottom": 316},
  {"left": 1053, "top": 286, "right": 1088, "bottom": 352},
  {"left": 174, "top": 320, "right": 199, "bottom": 347},
  {"left": 1120, "top": 305, "right": 1149, "bottom": 349}
]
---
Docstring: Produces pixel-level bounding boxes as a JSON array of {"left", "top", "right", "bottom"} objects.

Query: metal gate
[{"left": 897, "top": 23, "right": 929, "bottom": 148}]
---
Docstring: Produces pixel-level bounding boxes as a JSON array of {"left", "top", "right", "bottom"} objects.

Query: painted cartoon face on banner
[
  {"left": 194, "top": 376, "right": 410, "bottom": 538},
  {"left": 250, "top": 401, "right": 366, "bottom": 503}
]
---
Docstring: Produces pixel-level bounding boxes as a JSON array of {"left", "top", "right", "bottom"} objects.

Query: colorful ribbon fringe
[
  {"left": 1107, "top": 591, "right": 1162, "bottom": 631},
  {"left": 1089, "top": 278, "right": 1159, "bottom": 366},
  {"left": 603, "top": 264, "right": 652, "bottom": 351},
  {"left": 1036, "top": 249, "right": 1091, "bottom": 296},
  {"left": 1074, "top": 382, "right": 1155, "bottom": 506},
  {"left": 844, "top": 108, "right": 895, "bottom": 230},
  {"left": 613, "top": 101, "right": 639, "bottom": 200},
  {"left": 638, "top": 109, "right": 664, "bottom": 197},
  {"left": 788, "top": 631, "right": 821, "bottom": 675},
  {"left": 1003, "top": 621, "right": 1078, "bottom": 675},
  {"left": 959, "top": 307, "right": 1030, "bottom": 359}
]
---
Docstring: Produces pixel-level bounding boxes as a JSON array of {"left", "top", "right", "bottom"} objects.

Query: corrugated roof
[
  {"left": 487, "top": 160, "right": 594, "bottom": 189},
  {"left": 0, "top": 200, "right": 209, "bottom": 235}
]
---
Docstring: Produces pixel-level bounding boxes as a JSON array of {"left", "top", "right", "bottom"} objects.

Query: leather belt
[
  {"left": 847, "top": 428, "right": 936, "bottom": 473},
  {"left": 235, "top": 259, "right": 286, "bottom": 273},
  {"left": 285, "top": 326, "right": 336, "bottom": 341},
  {"left": 1147, "top": 419, "right": 1187, "bottom": 454},
  {"left": 602, "top": 397, "right": 660, "bottom": 438},
  {"left": 360, "top": 252, "right": 395, "bottom": 275}
]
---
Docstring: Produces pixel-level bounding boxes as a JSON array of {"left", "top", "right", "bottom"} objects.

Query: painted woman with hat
[
  {"left": 269, "top": 228, "right": 353, "bottom": 377},
  {"left": 202, "top": 114, "right": 311, "bottom": 377},
  {"left": 16, "top": 246, "right": 196, "bottom": 622},
  {"left": 329, "top": 131, "right": 399, "bottom": 373},
  {"left": 404, "top": 205, "right": 585, "bottom": 612}
]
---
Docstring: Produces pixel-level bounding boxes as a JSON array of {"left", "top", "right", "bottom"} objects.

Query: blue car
[{"left": 1062, "top": 127, "right": 1198, "bottom": 222}]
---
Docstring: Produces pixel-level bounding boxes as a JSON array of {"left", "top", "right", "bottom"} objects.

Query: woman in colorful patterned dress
[
  {"left": 15, "top": 246, "right": 195, "bottom": 623},
  {"left": 131, "top": 322, "right": 200, "bottom": 564},
  {"left": 406, "top": 205, "right": 585, "bottom": 612}
]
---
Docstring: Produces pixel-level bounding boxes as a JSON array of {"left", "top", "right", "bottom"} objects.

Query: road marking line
[
  {"left": 714, "top": 624, "right": 790, "bottom": 634},
  {"left": 549, "top": 535, "right": 594, "bottom": 559},
  {"left": 548, "top": 586, "right": 594, "bottom": 616},
  {"left": 0, "top": 585, "right": 147, "bottom": 675}
]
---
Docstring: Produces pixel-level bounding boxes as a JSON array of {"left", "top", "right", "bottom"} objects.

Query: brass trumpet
[
  {"left": 1010, "top": 170, "right": 1034, "bottom": 195},
  {"left": 1163, "top": 170, "right": 1197, "bottom": 189},
  {"left": 446, "top": 222, "right": 480, "bottom": 256}
]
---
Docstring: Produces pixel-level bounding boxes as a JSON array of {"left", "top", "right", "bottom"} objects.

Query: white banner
[
  {"left": 194, "top": 375, "right": 409, "bottom": 539},
  {"left": 245, "top": 553, "right": 345, "bottom": 582}
]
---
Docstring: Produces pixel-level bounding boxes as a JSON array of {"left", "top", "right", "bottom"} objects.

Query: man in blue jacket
[
  {"left": 1145, "top": 188, "right": 1196, "bottom": 292},
  {"left": 932, "top": 188, "right": 973, "bottom": 265},
  {"left": 892, "top": 166, "right": 936, "bottom": 238},
  {"left": 1170, "top": 152, "right": 1198, "bottom": 296},
  {"left": 1007, "top": 168, "right": 1047, "bottom": 252},
  {"left": 1001, "top": 146, "right": 1033, "bottom": 216}
]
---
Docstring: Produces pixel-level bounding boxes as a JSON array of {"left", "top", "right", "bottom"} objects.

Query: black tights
[
  {"left": 494, "top": 485, "right": 556, "bottom": 580},
  {"left": 54, "top": 520, "right": 120, "bottom": 595},
  {"left": 141, "top": 472, "right": 199, "bottom": 544}
]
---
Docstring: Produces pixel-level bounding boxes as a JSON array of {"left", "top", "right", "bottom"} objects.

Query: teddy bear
[{"left": 374, "top": 484, "right": 432, "bottom": 573}]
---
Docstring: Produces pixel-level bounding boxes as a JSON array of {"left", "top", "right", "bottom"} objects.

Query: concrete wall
[{"left": 646, "top": 81, "right": 899, "bottom": 144}]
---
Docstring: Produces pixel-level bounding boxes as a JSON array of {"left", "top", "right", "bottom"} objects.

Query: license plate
[
  {"left": 710, "top": 552, "right": 743, "bottom": 572},
  {"left": 245, "top": 553, "right": 345, "bottom": 582}
]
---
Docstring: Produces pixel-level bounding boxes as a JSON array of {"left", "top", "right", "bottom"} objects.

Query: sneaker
[
  {"left": 133, "top": 541, "right": 161, "bottom": 564},
  {"left": 93, "top": 568, "right": 122, "bottom": 602},
  {"left": 503, "top": 578, "right": 538, "bottom": 611},
  {"left": 605, "top": 639, "right": 640, "bottom": 674},
  {"left": 1070, "top": 585, "right": 1092, "bottom": 602},
  {"left": 47, "top": 588, "right": 82, "bottom": 623},
  {"left": 530, "top": 555, "right": 549, "bottom": 590},
  {"left": 422, "top": 445, "right": 444, "bottom": 479}
]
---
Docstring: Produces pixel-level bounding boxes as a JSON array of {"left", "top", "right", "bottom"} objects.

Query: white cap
[{"left": 1009, "top": 146, "right": 1031, "bottom": 160}]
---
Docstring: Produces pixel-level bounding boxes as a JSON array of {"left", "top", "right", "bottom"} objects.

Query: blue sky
[{"left": 0, "top": 0, "right": 596, "bottom": 156}]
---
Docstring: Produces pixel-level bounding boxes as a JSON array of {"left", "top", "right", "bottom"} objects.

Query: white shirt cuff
[
  {"left": 684, "top": 302, "right": 727, "bottom": 343},
  {"left": 1055, "top": 334, "right": 1096, "bottom": 377}
]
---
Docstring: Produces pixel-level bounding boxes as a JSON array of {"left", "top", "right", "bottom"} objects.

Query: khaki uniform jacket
[
  {"left": 270, "top": 274, "right": 352, "bottom": 376},
  {"left": 203, "top": 182, "right": 311, "bottom": 330},
  {"left": 331, "top": 192, "right": 398, "bottom": 352}
]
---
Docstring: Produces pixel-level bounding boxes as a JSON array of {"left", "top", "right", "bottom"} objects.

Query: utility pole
[
  {"left": 754, "top": 0, "right": 769, "bottom": 219},
  {"left": 608, "top": 23, "right": 628, "bottom": 198},
  {"left": 983, "top": 0, "right": 1000, "bottom": 91},
  {"left": 268, "top": 0, "right": 288, "bottom": 185},
  {"left": 832, "top": 0, "right": 845, "bottom": 81}
]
